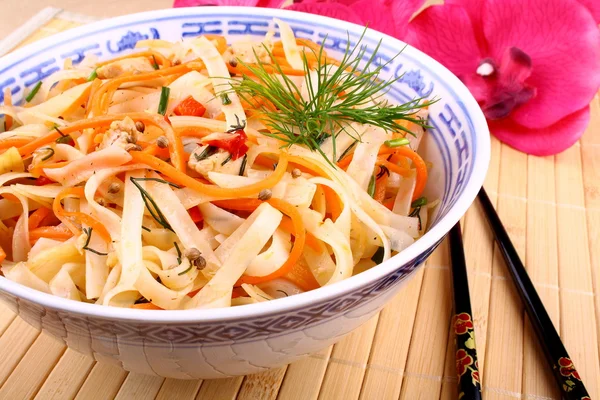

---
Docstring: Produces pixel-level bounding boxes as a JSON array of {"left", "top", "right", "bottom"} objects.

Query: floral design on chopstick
[
  {"left": 558, "top": 357, "right": 581, "bottom": 380},
  {"left": 454, "top": 312, "right": 481, "bottom": 398},
  {"left": 471, "top": 360, "right": 481, "bottom": 386},
  {"left": 454, "top": 312, "right": 474, "bottom": 335},
  {"left": 456, "top": 349, "right": 473, "bottom": 377}
]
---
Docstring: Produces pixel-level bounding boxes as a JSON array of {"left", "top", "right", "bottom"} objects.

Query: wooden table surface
[{"left": 0, "top": 0, "right": 171, "bottom": 38}]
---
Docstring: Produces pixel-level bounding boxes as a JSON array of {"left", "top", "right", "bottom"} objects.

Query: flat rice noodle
[
  {"left": 145, "top": 173, "right": 219, "bottom": 268},
  {"left": 185, "top": 202, "right": 282, "bottom": 309},
  {"left": 17, "top": 82, "right": 91, "bottom": 125},
  {"left": 188, "top": 37, "right": 247, "bottom": 129},
  {"left": 245, "top": 229, "right": 291, "bottom": 277},
  {"left": 45, "top": 146, "right": 132, "bottom": 187},
  {"left": 0, "top": 188, "right": 30, "bottom": 262},
  {"left": 346, "top": 126, "right": 387, "bottom": 190},
  {"left": 27, "top": 239, "right": 84, "bottom": 282},
  {"left": 84, "top": 164, "right": 146, "bottom": 241},
  {"left": 135, "top": 262, "right": 193, "bottom": 309},
  {"left": 199, "top": 202, "right": 244, "bottom": 235},
  {"left": 102, "top": 170, "right": 146, "bottom": 306},
  {"left": 3, "top": 262, "right": 51, "bottom": 294},
  {"left": 392, "top": 175, "right": 417, "bottom": 216},
  {"left": 49, "top": 267, "right": 81, "bottom": 301},
  {"left": 80, "top": 201, "right": 108, "bottom": 299},
  {"left": 298, "top": 208, "right": 353, "bottom": 285}
]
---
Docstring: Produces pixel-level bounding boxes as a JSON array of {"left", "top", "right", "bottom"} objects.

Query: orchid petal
[
  {"left": 388, "top": 0, "right": 428, "bottom": 38},
  {"left": 173, "top": 0, "right": 285, "bottom": 6},
  {"left": 405, "top": 4, "right": 482, "bottom": 78},
  {"left": 578, "top": 0, "right": 600, "bottom": 23},
  {"left": 285, "top": 3, "right": 365, "bottom": 26},
  {"left": 348, "top": 0, "right": 397, "bottom": 37},
  {"left": 483, "top": 0, "right": 600, "bottom": 129},
  {"left": 445, "top": 0, "right": 487, "bottom": 52},
  {"left": 488, "top": 106, "right": 590, "bottom": 155}
]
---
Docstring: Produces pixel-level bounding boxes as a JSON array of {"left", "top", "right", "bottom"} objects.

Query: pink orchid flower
[
  {"left": 405, "top": 0, "right": 600, "bottom": 155},
  {"left": 286, "top": 0, "right": 426, "bottom": 40},
  {"left": 173, "top": 0, "right": 285, "bottom": 8}
]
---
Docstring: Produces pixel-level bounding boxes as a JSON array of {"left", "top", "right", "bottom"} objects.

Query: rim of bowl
[{"left": 0, "top": 6, "right": 491, "bottom": 323}]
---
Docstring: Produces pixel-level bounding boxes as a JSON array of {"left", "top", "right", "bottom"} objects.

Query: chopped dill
[
  {"left": 82, "top": 227, "right": 108, "bottom": 256},
  {"left": 230, "top": 30, "right": 436, "bottom": 165}
]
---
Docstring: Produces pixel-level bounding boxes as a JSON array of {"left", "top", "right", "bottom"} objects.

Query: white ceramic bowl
[{"left": 0, "top": 7, "right": 490, "bottom": 378}]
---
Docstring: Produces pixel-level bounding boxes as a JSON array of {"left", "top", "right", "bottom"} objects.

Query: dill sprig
[
  {"left": 230, "top": 31, "right": 436, "bottom": 164},
  {"left": 130, "top": 177, "right": 174, "bottom": 232},
  {"left": 82, "top": 227, "right": 108, "bottom": 256}
]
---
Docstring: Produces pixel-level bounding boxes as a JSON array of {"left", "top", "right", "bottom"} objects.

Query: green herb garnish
[
  {"left": 131, "top": 177, "right": 181, "bottom": 189},
  {"left": 174, "top": 241, "right": 182, "bottom": 264},
  {"left": 151, "top": 55, "right": 159, "bottom": 70},
  {"left": 239, "top": 154, "right": 247, "bottom": 176},
  {"left": 411, "top": 196, "right": 427, "bottom": 208},
  {"left": 158, "top": 86, "right": 170, "bottom": 115},
  {"left": 384, "top": 138, "right": 410, "bottom": 148},
  {"left": 230, "top": 31, "right": 435, "bottom": 165},
  {"left": 56, "top": 136, "right": 72, "bottom": 144},
  {"left": 221, "top": 93, "right": 232, "bottom": 105},
  {"left": 194, "top": 145, "right": 217, "bottom": 161},
  {"left": 178, "top": 265, "right": 193, "bottom": 275},
  {"left": 87, "top": 68, "right": 98, "bottom": 81},
  {"left": 221, "top": 153, "right": 232, "bottom": 166},
  {"left": 367, "top": 175, "right": 376, "bottom": 197},
  {"left": 40, "top": 147, "right": 55, "bottom": 161},
  {"left": 82, "top": 227, "right": 108, "bottom": 256},
  {"left": 142, "top": 225, "right": 151, "bottom": 232},
  {"left": 376, "top": 165, "right": 390, "bottom": 179},
  {"left": 371, "top": 246, "right": 385, "bottom": 264},
  {"left": 130, "top": 177, "right": 174, "bottom": 231},
  {"left": 25, "top": 82, "right": 42, "bottom": 102},
  {"left": 337, "top": 140, "right": 357, "bottom": 162}
]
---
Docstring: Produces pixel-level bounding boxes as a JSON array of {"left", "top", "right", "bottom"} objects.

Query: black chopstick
[
  {"left": 478, "top": 188, "right": 590, "bottom": 399},
  {"left": 449, "top": 222, "right": 482, "bottom": 400}
]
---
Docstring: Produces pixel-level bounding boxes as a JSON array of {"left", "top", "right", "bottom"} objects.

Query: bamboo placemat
[{"left": 0, "top": 8, "right": 599, "bottom": 400}]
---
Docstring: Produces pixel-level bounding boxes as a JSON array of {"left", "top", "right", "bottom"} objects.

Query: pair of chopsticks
[{"left": 448, "top": 188, "right": 590, "bottom": 399}]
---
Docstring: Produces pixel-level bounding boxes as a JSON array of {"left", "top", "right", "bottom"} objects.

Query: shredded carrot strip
[
  {"left": 378, "top": 160, "right": 412, "bottom": 178},
  {"left": 129, "top": 151, "right": 288, "bottom": 198},
  {"left": 373, "top": 173, "right": 388, "bottom": 203},
  {"left": 0, "top": 138, "right": 32, "bottom": 150},
  {"left": 238, "top": 198, "right": 306, "bottom": 285},
  {"left": 29, "top": 225, "right": 73, "bottom": 241},
  {"left": 28, "top": 207, "right": 51, "bottom": 230},
  {"left": 85, "top": 78, "right": 102, "bottom": 117},
  {"left": 287, "top": 155, "right": 329, "bottom": 178},
  {"left": 389, "top": 146, "right": 428, "bottom": 201},
  {"left": 3, "top": 88, "right": 12, "bottom": 130},
  {"left": 92, "top": 62, "right": 202, "bottom": 115},
  {"left": 18, "top": 113, "right": 185, "bottom": 171},
  {"left": 131, "top": 303, "right": 163, "bottom": 310},
  {"left": 141, "top": 143, "right": 170, "bottom": 158},
  {"left": 53, "top": 187, "right": 111, "bottom": 242},
  {"left": 177, "top": 127, "right": 213, "bottom": 139},
  {"left": 29, "top": 161, "right": 69, "bottom": 178},
  {"left": 95, "top": 50, "right": 171, "bottom": 68},
  {"left": 279, "top": 216, "right": 320, "bottom": 251},
  {"left": 0, "top": 245, "right": 5, "bottom": 264},
  {"left": 383, "top": 200, "right": 394, "bottom": 210},
  {"left": 203, "top": 35, "right": 228, "bottom": 54},
  {"left": 322, "top": 185, "right": 342, "bottom": 221}
]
